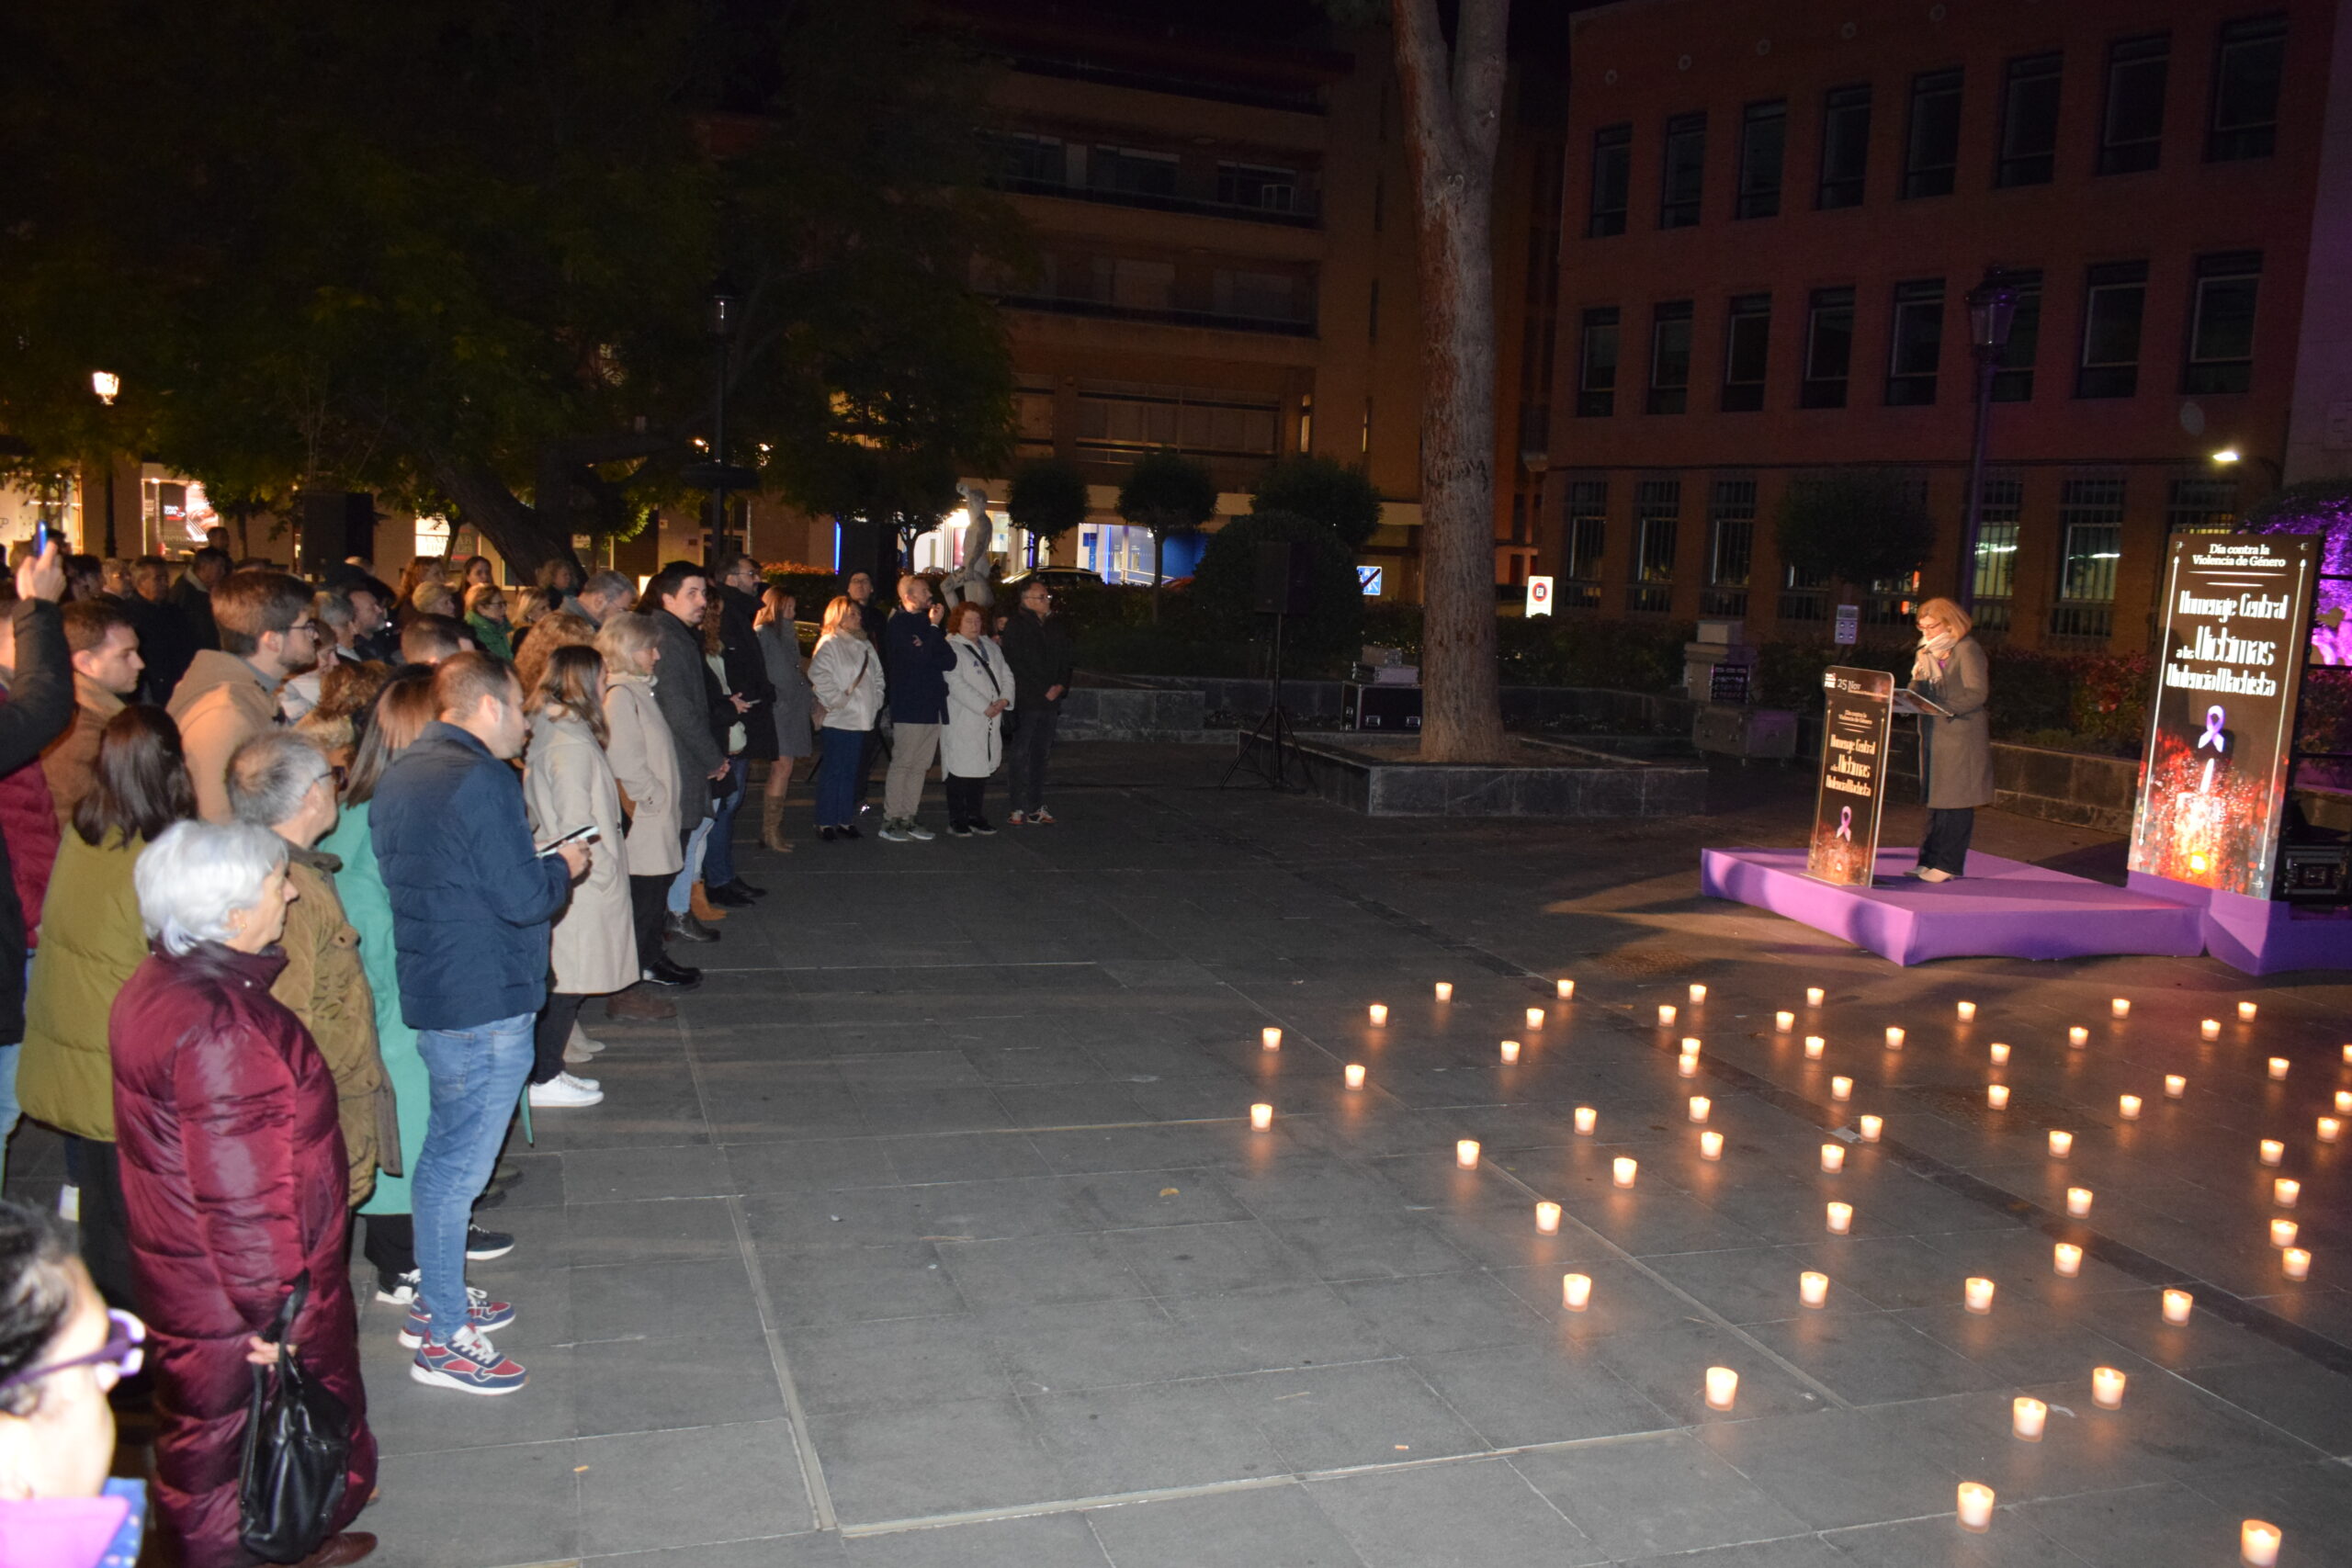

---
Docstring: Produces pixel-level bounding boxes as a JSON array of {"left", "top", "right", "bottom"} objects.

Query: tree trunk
[
  {"left": 1392, "top": 0, "right": 1510, "bottom": 762},
  {"left": 424, "top": 456, "right": 580, "bottom": 582}
]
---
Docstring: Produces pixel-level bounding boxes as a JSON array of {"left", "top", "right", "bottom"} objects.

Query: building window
[
  {"left": 1213, "top": 269, "right": 1307, "bottom": 324},
  {"left": 1629, "top": 479, "right": 1679, "bottom": 613},
  {"left": 2167, "top": 477, "right": 2239, "bottom": 533},
  {"left": 2184, "top": 251, "right": 2260, "bottom": 394},
  {"left": 1588, "top": 123, "right": 1632, "bottom": 236},
  {"left": 1996, "top": 53, "right": 2064, "bottom": 186},
  {"left": 1817, "top": 85, "right": 1872, "bottom": 209},
  {"left": 1972, "top": 476, "right": 2024, "bottom": 630},
  {"left": 1903, "top": 69, "right": 1964, "bottom": 198},
  {"left": 1659, "top": 113, "right": 1706, "bottom": 229},
  {"left": 1092, "top": 257, "right": 1177, "bottom": 311},
  {"left": 1703, "top": 478, "right": 1756, "bottom": 616},
  {"left": 1074, "top": 380, "right": 1281, "bottom": 459},
  {"left": 1801, "top": 287, "right": 1855, "bottom": 409},
  {"left": 1991, "top": 271, "right": 2042, "bottom": 402},
  {"left": 2052, "top": 477, "right": 2125, "bottom": 638},
  {"left": 995, "top": 131, "right": 1067, "bottom": 187},
  {"left": 1885, "top": 279, "right": 1946, "bottom": 406},
  {"left": 1721, "top": 293, "right": 1771, "bottom": 412},
  {"left": 2098, "top": 35, "right": 2170, "bottom": 175},
  {"left": 1216, "top": 162, "right": 1300, "bottom": 212},
  {"left": 2076, "top": 261, "right": 2148, "bottom": 398},
  {"left": 1577, "top": 308, "right": 1620, "bottom": 417},
  {"left": 1091, "top": 145, "right": 1181, "bottom": 197},
  {"left": 1647, "top": 301, "right": 1694, "bottom": 414},
  {"left": 1736, "top": 101, "right": 1786, "bottom": 219},
  {"left": 2208, "top": 14, "right": 2287, "bottom": 160},
  {"left": 1562, "top": 479, "right": 1606, "bottom": 607}
]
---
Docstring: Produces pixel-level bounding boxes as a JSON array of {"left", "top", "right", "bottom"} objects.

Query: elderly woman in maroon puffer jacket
[{"left": 110, "top": 819, "right": 378, "bottom": 1568}]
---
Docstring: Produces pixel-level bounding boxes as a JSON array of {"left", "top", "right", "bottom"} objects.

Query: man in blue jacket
[
  {"left": 373, "top": 653, "right": 590, "bottom": 1395},
  {"left": 878, "top": 574, "right": 956, "bottom": 842}
]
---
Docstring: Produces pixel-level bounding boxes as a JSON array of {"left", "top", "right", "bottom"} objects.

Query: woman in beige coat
[
  {"left": 521, "top": 644, "right": 632, "bottom": 1108},
  {"left": 596, "top": 612, "right": 694, "bottom": 993}
]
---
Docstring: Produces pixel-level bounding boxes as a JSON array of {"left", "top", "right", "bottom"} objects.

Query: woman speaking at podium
[{"left": 1905, "top": 597, "right": 1992, "bottom": 882}]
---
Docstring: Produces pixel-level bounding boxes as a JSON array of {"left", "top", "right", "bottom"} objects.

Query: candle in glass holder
[
  {"left": 1826, "top": 1201, "right": 1852, "bottom": 1234},
  {"left": 2092, "top": 1366, "right": 2127, "bottom": 1407},
  {"left": 1369, "top": 1002, "right": 1388, "bottom": 1026},
  {"left": 1957, "top": 999, "right": 1977, "bottom": 1021},
  {"left": 2240, "top": 1000, "right": 2259, "bottom": 1021},
  {"left": 2048, "top": 1130, "right": 2074, "bottom": 1157},
  {"left": 2054, "top": 1243, "right": 2083, "bottom": 1278},
  {"left": 2260, "top": 1139, "right": 2285, "bottom": 1167},
  {"left": 1575, "top": 1106, "right": 1597, "bottom": 1134},
  {"left": 1499, "top": 1039, "right": 1521, "bottom": 1065},
  {"left": 1678, "top": 1053, "right": 1700, "bottom": 1078},
  {"left": 2242, "top": 1520, "right": 2281, "bottom": 1567},
  {"left": 1657, "top": 1003, "right": 1678, "bottom": 1026},
  {"left": 1535, "top": 1201, "right": 1561, "bottom": 1234},
  {"left": 2119, "top": 1094, "right": 2143, "bottom": 1121},
  {"left": 2269, "top": 1056, "right": 2290, "bottom": 1081},
  {"left": 1250, "top": 1103, "right": 1273, "bottom": 1131},
  {"left": 1860, "top": 1114, "right": 1883, "bottom": 1144},
  {"left": 1681, "top": 1037, "right": 1702, "bottom": 1055},
  {"left": 2276, "top": 1178, "right": 2301, "bottom": 1207},
  {"left": 1261, "top": 1026, "right": 1283, "bottom": 1051},
  {"left": 2284, "top": 1247, "right": 2312, "bottom": 1281},
  {"left": 1964, "top": 1277, "right": 1996, "bottom": 1314},
  {"left": 1800, "top": 1270, "right": 1829, "bottom": 1307},
  {"left": 1455, "top": 1139, "right": 1480, "bottom": 1169},
  {"left": 1821, "top": 1144, "right": 1847, "bottom": 1174},
  {"left": 2111, "top": 998, "right": 2132, "bottom": 1019},
  {"left": 2344, "top": 1043, "right": 2352, "bottom": 1065},
  {"left": 1689, "top": 983, "right": 1708, "bottom": 1004},
  {"left": 2271, "top": 1218, "right": 2298, "bottom": 1248},
  {"left": 2166, "top": 1074, "right": 2188, "bottom": 1099},
  {"left": 2338, "top": 1090, "right": 2352, "bottom": 1115},
  {"left": 1688, "top": 1096, "right": 1711, "bottom": 1122},
  {"left": 1830, "top": 1076, "right": 1853, "bottom": 1101},
  {"left": 1562, "top": 1272, "right": 1591, "bottom": 1310},
  {"left": 1987, "top": 1084, "right": 2011, "bottom": 1109},
  {"left": 2068, "top": 1187, "right": 2094, "bottom": 1217},
  {"left": 2163, "top": 1288, "right": 2194, "bottom": 1324},
  {"left": 2202, "top": 1018, "right": 2223, "bottom": 1040},
  {"left": 1556, "top": 977, "right": 1576, "bottom": 999},
  {"left": 1957, "top": 1483, "right": 1996, "bottom": 1532},
  {"left": 2321, "top": 1117, "right": 2342, "bottom": 1144},
  {"left": 1700, "top": 1130, "right": 1724, "bottom": 1161},
  {"left": 1526, "top": 1007, "right": 1545, "bottom": 1030},
  {"left": 2069, "top": 1026, "right": 2090, "bottom": 1047},
  {"left": 2013, "top": 1396, "right": 2048, "bottom": 1439},
  {"left": 1612, "top": 1156, "right": 1637, "bottom": 1188},
  {"left": 1990, "top": 1042, "right": 2011, "bottom": 1065},
  {"left": 1704, "top": 1366, "right": 1738, "bottom": 1410},
  {"left": 1344, "top": 1063, "right": 1366, "bottom": 1089},
  {"left": 1433, "top": 981, "right": 1453, "bottom": 1002},
  {"left": 1804, "top": 1035, "right": 1826, "bottom": 1060},
  {"left": 1885, "top": 1025, "right": 1905, "bottom": 1049},
  {"left": 1775, "top": 1010, "right": 1795, "bottom": 1032},
  {"left": 1806, "top": 986, "right": 1826, "bottom": 1007}
]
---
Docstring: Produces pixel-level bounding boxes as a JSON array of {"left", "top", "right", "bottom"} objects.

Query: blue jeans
[
  {"left": 703, "top": 758, "right": 747, "bottom": 886},
  {"left": 668, "top": 817, "right": 713, "bottom": 915},
  {"left": 816, "top": 727, "right": 865, "bottom": 828},
  {"left": 413, "top": 1013, "right": 534, "bottom": 1344},
  {"left": 0, "top": 1042, "right": 19, "bottom": 1192}
]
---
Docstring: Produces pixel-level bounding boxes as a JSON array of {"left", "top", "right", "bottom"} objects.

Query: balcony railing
[
  {"left": 1700, "top": 586, "right": 1749, "bottom": 617},
  {"left": 993, "top": 174, "right": 1321, "bottom": 228},
  {"left": 1626, "top": 582, "right": 1675, "bottom": 615},
  {"left": 2048, "top": 602, "right": 2115, "bottom": 642},
  {"left": 990, "top": 292, "right": 1316, "bottom": 338}
]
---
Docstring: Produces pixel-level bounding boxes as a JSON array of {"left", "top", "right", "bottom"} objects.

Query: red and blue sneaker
[
  {"left": 398, "top": 1290, "right": 517, "bottom": 1349},
  {"left": 411, "top": 1325, "right": 528, "bottom": 1396}
]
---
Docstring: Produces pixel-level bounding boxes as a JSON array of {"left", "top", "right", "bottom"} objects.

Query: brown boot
[
  {"left": 605, "top": 985, "right": 677, "bottom": 1021},
  {"left": 690, "top": 880, "right": 729, "bottom": 922},
  {"left": 761, "top": 794, "right": 791, "bottom": 852},
  {"left": 294, "top": 1534, "right": 379, "bottom": 1567}
]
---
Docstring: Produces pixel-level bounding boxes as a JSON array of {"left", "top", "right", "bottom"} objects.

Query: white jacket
[
  {"left": 939, "top": 633, "right": 1016, "bottom": 778},
  {"left": 808, "top": 632, "right": 883, "bottom": 732}
]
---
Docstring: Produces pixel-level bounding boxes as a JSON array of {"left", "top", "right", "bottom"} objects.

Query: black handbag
[{"left": 239, "top": 1272, "right": 353, "bottom": 1563}]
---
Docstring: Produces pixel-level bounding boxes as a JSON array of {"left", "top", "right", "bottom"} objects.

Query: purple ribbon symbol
[
  {"left": 2197, "top": 706, "right": 2227, "bottom": 753},
  {"left": 1836, "top": 806, "right": 1853, "bottom": 840}
]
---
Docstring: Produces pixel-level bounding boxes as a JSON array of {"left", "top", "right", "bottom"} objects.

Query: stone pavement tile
[
  {"left": 986, "top": 1297, "right": 1223, "bottom": 1392},
  {"left": 2063, "top": 1287, "right": 2310, "bottom": 1374},
  {"left": 1363, "top": 1150, "right": 1532, "bottom": 1211},
  {"left": 1488, "top": 1256, "right": 1704, "bottom": 1339},
  {"left": 1890, "top": 1391, "right": 2182, "bottom": 1505},
  {"left": 1028, "top": 1121, "right": 1255, "bottom": 1174},
  {"left": 560, "top": 1142, "right": 734, "bottom": 1203},
  {"left": 526, "top": 1099, "right": 712, "bottom": 1150},
  {"left": 783, "top": 1312, "right": 1011, "bottom": 1415},
  {"left": 1823, "top": 1514, "right": 2089, "bottom": 1566},
  {"left": 921, "top": 1174, "right": 1110, "bottom": 1239},
  {"left": 570, "top": 1254, "right": 764, "bottom": 1343},
  {"left": 2009, "top": 1481, "right": 2252, "bottom": 1568},
  {"left": 1280, "top": 1105, "right": 1468, "bottom": 1160},
  {"left": 1566, "top": 1190, "right": 1762, "bottom": 1257},
  {"left": 571, "top": 1326, "right": 791, "bottom": 1436},
  {"left": 367, "top": 1438, "right": 578, "bottom": 1568},
  {"left": 1409, "top": 1340, "right": 1674, "bottom": 1448},
  {"left": 834, "top": 1049, "right": 990, "bottom": 1089},
  {"left": 1585, "top": 1318, "right": 1829, "bottom": 1425},
  {"left": 1090, "top": 1038, "right": 1253, "bottom": 1079},
  {"left": 562, "top": 1194, "right": 741, "bottom": 1269},
  {"left": 1329, "top": 1270, "right": 1552, "bottom": 1356},
  {"left": 1261, "top": 1212, "right": 1477, "bottom": 1281},
  {"left": 1217, "top": 1151, "right": 1418, "bottom": 1222},
  {"left": 1699, "top": 1405, "right": 1969, "bottom": 1530},
  {"left": 1157, "top": 1280, "right": 1396, "bottom": 1374},
  {"left": 2176, "top": 1357, "right": 2352, "bottom": 1451},
  {"left": 1509, "top": 1429, "right": 1811, "bottom": 1559},
  {"left": 1068, "top": 1167, "right": 1254, "bottom": 1228},
  {"left": 704, "top": 1082, "right": 867, "bottom": 1138},
  {"left": 811, "top": 1394, "right": 1067, "bottom": 1524},
  {"left": 1896, "top": 1299, "right": 2158, "bottom": 1387},
  {"left": 1420, "top": 1204, "right": 1619, "bottom": 1273},
  {"left": 1618, "top": 1537, "right": 1849, "bottom": 1568},
  {"left": 2020, "top": 1368, "right": 2314, "bottom": 1481},
  {"left": 995, "top": 1081, "right": 1151, "bottom": 1127},
  {"left": 1225, "top": 1359, "right": 1486, "bottom": 1472},
  {"left": 589, "top": 1533, "right": 848, "bottom": 1568},
  {"left": 1306, "top": 1457, "right": 1608, "bottom": 1568},
  {"left": 757, "top": 1241, "right": 968, "bottom": 1325},
  {"left": 877, "top": 1129, "right": 1053, "bottom": 1184},
  {"left": 853, "top": 1087, "right": 1015, "bottom": 1135},
  {"left": 937, "top": 1231, "right": 1155, "bottom": 1309},
  {"left": 966, "top": 1043, "right": 1115, "bottom": 1084},
  {"left": 1804, "top": 1234, "right": 1984, "bottom": 1310},
  {"left": 1914, "top": 1226, "right": 2151, "bottom": 1307},
  {"left": 842, "top": 1511, "right": 1113, "bottom": 1568},
  {"left": 1027, "top": 1377, "right": 1288, "bottom": 1495},
  {"left": 575, "top": 1418, "right": 810, "bottom": 1555},
  {"left": 1086, "top": 1483, "right": 1371, "bottom": 1568},
  {"left": 726, "top": 1134, "right": 899, "bottom": 1192},
  {"left": 2180, "top": 1457, "right": 2352, "bottom": 1543},
  {"left": 1747, "top": 1310, "right": 2009, "bottom": 1404},
  {"left": 1646, "top": 1245, "right": 1885, "bottom": 1326},
  {"left": 1103, "top": 1218, "right": 1316, "bottom": 1296}
]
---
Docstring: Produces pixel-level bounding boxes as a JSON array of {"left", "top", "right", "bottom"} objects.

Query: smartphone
[
  {"left": 536, "top": 824, "right": 600, "bottom": 856},
  {"left": 30, "top": 519, "right": 50, "bottom": 559}
]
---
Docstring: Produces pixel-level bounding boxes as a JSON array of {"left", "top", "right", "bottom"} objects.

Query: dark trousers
[
  {"left": 817, "top": 728, "right": 866, "bottom": 827},
  {"left": 362, "top": 1212, "right": 415, "bottom": 1287},
  {"left": 64, "top": 1134, "right": 139, "bottom": 1311},
  {"left": 1918, "top": 807, "right": 1976, "bottom": 875},
  {"left": 705, "top": 756, "right": 747, "bottom": 886},
  {"left": 1007, "top": 706, "right": 1058, "bottom": 814},
  {"left": 944, "top": 774, "right": 986, "bottom": 828},
  {"left": 630, "top": 872, "right": 669, "bottom": 961},
  {"left": 852, "top": 726, "right": 888, "bottom": 806},
  {"left": 533, "top": 992, "right": 590, "bottom": 1085}
]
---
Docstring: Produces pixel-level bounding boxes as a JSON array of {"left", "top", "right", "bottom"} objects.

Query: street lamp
[
  {"left": 1957, "top": 270, "right": 2018, "bottom": 615},
  {"left": 706, "top": 283, "right": 738, "bottom": 561},
  {"left": 90, "top": 370, "right": 122, "bottom": 555}
]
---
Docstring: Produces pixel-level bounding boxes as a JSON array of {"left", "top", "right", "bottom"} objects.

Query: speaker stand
[{"left": 1220, "top": 612, "right": 1314, "bottom": 793}]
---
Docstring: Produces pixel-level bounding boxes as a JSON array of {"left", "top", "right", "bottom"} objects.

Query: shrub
[
  {"left": 1186, "top": 508, "right": 1364, "bottom": 667},
  {"left": 1250, "top": 456, "right": 1385, "bottom": 550},
  {"left": 1776, "top": 469, "right": 1938, "bottom": 585}
]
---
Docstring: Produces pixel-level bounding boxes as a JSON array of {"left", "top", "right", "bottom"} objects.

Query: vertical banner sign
[
  {"left": 2129, "top": 535, "right": 2317, "bottom": 898},
  {"left": 1524, "top": 576, "right": 1555, "bottom": 616},
  {"left": 1808, "top": 667, "right": 1894, "bottom": 886}
]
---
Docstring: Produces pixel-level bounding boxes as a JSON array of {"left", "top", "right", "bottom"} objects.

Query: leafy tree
[
  {"left": 1776, "top": 470, "right": 1938, "bottom": 588},
  {"left": 1251, "top": 455, "right": 1383, "bottom": 550},
  {"left": 1187, "top": 508, "right": 1364, "bottom": 667},
  {"left": 1007, "top": 457, "right": 1092, "bottom": 568},
  {"left": 1115, "top": 448, "right": 1218, "bottom": 619},
  {"left": 0, "top": 0, "right": 1017, "bottom": 578}
]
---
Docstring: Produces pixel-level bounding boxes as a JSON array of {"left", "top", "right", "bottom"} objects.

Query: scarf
[{"left": 1911, "top": 629, "right": 1958, "bottom": 683}]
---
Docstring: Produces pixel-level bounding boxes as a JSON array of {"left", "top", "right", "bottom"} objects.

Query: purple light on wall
[{"left": 2244, "top": 488, "right": 2352, "bottom": 665}]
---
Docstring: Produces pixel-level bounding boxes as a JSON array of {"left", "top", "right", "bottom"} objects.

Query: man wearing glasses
[{"left": 165, "top": 571, "right": 321, "bottom": 822}]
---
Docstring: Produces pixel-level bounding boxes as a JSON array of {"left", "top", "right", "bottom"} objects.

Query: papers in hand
[{"left": 1892, "top": 690, "right": 1952, "bottom": 718}]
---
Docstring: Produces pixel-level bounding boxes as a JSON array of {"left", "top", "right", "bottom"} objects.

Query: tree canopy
[
  {"left": 0, "top": 0, "right": 1020, "bottom": 574},
  {"left": 1251, "top": 455, "right": 1383, "bottom": 550},
  {"left": 1775, "top": 469, "right": 1939, "bottom": 587},
  {"left": 1116, "top": 448, "right": 1218, "bottom": 615},
  {"left": 1187, "top": 507, "right": 1363, "bottom": 664},
  {"left": 1007, "top": 457, "right": 1091, "bottom": 563}
]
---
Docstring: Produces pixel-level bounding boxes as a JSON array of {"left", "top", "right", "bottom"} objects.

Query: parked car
[{"left": 1003, "top": 566, "right": 1107, "bottom": 592}]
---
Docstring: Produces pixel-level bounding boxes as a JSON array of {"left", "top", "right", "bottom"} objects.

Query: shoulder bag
[{"left": 238, "top": 1272, "right": 353, "bottom": 1563}]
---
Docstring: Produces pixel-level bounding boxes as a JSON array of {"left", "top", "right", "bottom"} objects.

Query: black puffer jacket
[{"left": 1001, "top": 606, "right": 1075, "bottom": 713}]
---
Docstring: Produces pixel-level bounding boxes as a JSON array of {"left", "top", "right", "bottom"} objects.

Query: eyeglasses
[
  {"left": 288, "top": 621, "right": 319, "bottom": 637},
  {"left": 0, "top": 1309, "right": 147, "bottom": 1396}
]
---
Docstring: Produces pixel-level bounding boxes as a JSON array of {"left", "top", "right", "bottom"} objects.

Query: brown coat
[
  {"left": 40, "top": 677, "right": 124, "bottom": 828},
  {"left": 270, "top": 848, "right": 397, "bottom": 1204},
  {"left": 167, "top": 649, "right": 279, "bottom": 823}
]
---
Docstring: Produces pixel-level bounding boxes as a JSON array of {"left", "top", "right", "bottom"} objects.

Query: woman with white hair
[{"left": 107, "top": 820, "right": 379, "bottom": 1567}]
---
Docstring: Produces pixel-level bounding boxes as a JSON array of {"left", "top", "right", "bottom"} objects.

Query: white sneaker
[
  {"left": 902, "top": 819, "right": 936, "bottom": 841},
  {"left": 528, "top": 1073, "right": 604, "bottom": 1108},
  {"left": 569, "top": 1022, "right": 607, "bottom": 1055}
]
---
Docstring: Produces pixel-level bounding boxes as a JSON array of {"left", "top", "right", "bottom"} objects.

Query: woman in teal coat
[{"left": 320, "top": 674, "right": 438, "bottom": 1300}]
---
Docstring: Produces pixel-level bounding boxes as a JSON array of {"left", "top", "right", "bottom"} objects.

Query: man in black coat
[
  {"left": 703, "top": 553, "right": 776, "bottom": 907},
  {"left": 1001, "top": 576, "right": 1077, "bottom": 825},
  {"left": 639, "top": 562, "right": 729, "bottom": 942},
  {"left": 169, "top": 545, "right": 232, "bottom": 650},
  {"left": 121, "top": 556, "right": 199, "bottom": 705}
]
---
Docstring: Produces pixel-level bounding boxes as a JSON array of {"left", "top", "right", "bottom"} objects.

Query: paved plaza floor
[{"left": 14, "top": 742, "right": 2352, "bottom": 1566}]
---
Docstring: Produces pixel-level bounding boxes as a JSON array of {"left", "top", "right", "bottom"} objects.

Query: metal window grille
[{"left": 1627, "top": 479, "right": 1679, "bottom": 613}]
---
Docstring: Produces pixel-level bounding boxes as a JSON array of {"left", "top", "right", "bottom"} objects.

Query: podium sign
[
  {"left": 2128, "top": 534, "right": 2317, "bottom": 898},
  {"left": 1807, "top": 666, "right": 1894, "bottom": 886}
]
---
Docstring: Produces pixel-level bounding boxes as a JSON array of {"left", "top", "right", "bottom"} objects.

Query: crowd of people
[{"left": 0, "top": 531, "right": 1078, "bottom": 1568}]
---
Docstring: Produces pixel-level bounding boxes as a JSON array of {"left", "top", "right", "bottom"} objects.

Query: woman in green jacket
[{"left": 16, "top": 705, "right": 195, "bottom": 1307}]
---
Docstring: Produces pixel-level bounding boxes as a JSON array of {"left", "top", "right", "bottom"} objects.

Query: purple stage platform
[
  {"left": 2126, "top": 871, "right": 2352, "bottom": 976},
  {"left": 1701, "top": 847, "right": 2205, "bottom": 965}
]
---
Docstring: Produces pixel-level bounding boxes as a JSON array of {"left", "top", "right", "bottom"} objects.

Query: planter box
[{"left": 1241, "top": 731, "right": 1707, "bottom": 818}]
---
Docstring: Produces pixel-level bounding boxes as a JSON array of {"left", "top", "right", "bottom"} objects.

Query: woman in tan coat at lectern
[{"left": 1907, "top": 597, "right": 1993, "bottom": 881}]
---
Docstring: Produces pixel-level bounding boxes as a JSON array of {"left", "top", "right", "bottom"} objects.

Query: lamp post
[
  {"left": 707, "top": 284, "right": 737, "bottom": 562},
  {"left": 88, "top": 370, "right": 124, "bottom": 558},
  {"left": 1957, "top": 271, "right": 2018, "bottom": 615}
]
